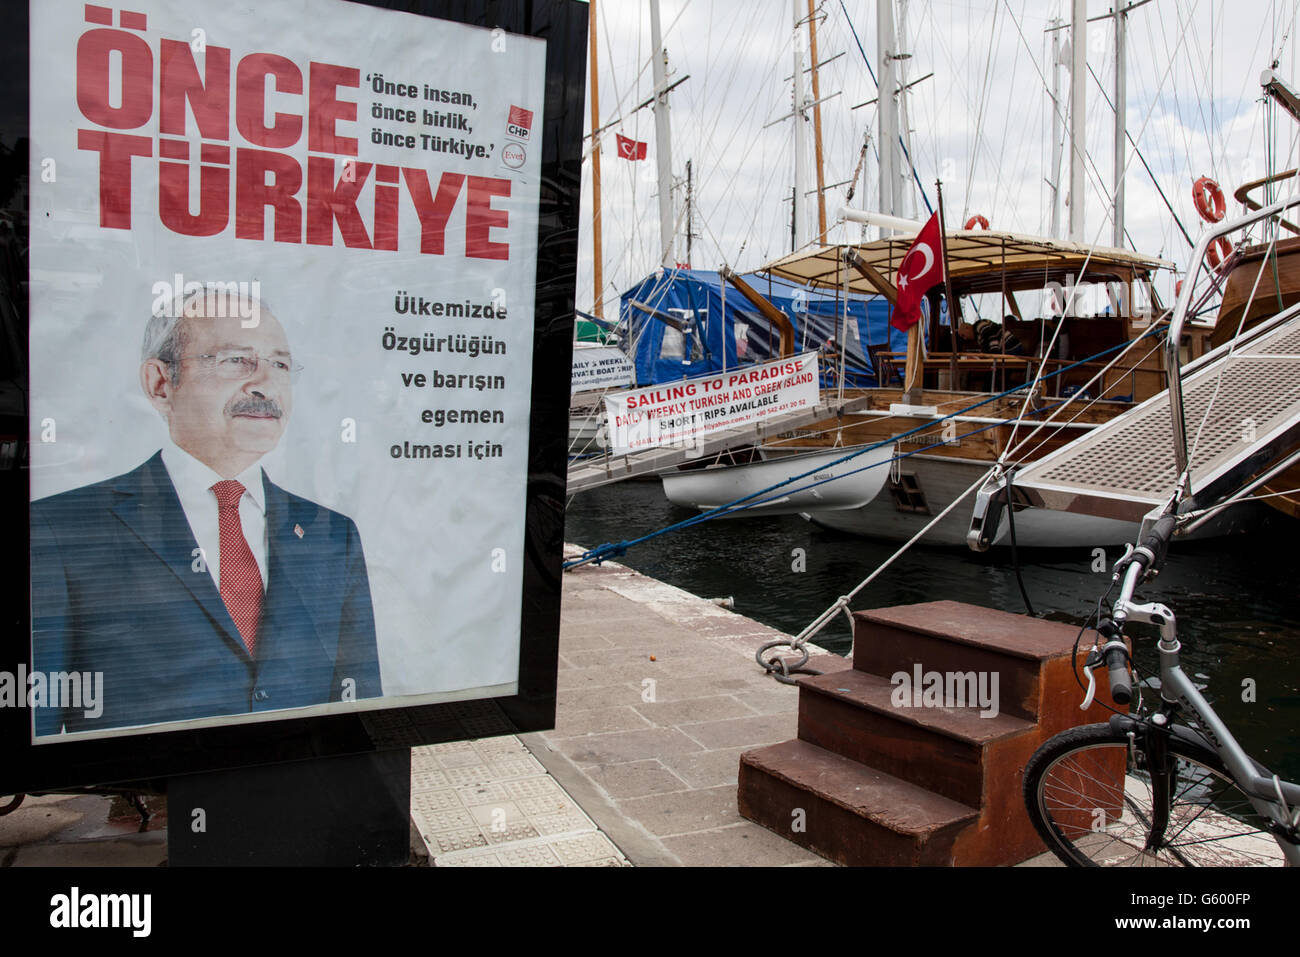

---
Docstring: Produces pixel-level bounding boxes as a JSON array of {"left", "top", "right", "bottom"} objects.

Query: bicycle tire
[{"left": 1024, "top": 723, "right": 1286, "bottom": 866}]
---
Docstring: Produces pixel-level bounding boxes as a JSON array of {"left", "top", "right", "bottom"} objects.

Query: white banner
[
  {"left": 28, "top": 0, "right": 546, "bottom": 739},
  {"left": 571, "top": 345, "right": 634, "bottom": 394},
  {"left": 604, "top": 353, "right": 820, "bottom": 456}
]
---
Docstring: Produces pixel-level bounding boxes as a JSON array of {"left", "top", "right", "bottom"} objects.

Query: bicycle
[{"left": 1022, "top": 512, "right": 1300, "bottom": 866}]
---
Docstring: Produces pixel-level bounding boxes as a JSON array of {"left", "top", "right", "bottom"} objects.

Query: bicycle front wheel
[{"left": 1024, "top": 723, "right": 1285, "bottom": 866}]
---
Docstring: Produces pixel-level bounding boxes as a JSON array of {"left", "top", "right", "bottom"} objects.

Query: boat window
[{"left": 660, "top": 324, "right": 685, "bottom": 360}]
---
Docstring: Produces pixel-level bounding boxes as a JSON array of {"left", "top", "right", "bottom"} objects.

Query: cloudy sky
[{"left": 577, "top": 0, "right": 1300, "bottom": 314}]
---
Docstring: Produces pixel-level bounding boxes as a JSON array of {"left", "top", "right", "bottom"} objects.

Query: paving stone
[
  {"left": 632, "top": 694, "right": 758, "bottom": 727},
  {"left": 658, "top": 747, "right": 751, "bottom": 789},
  {"left": 640, "top": 674, "right": 772, "bottom": 702},
  {"left": 0, "top": 801, "right": 85, "bottom": 847},
  {"left": 549, "top": 727, "right": 705, "bottom": 766},
  {"left": 584, "top": 760, "right": 690, "bottom": 799},
  {"left": 548, "top": 705, "right": 654, "bottom": 738},
  {"left": 555, "top": 684, "right": 642, "bottom": 712},
  {"left": 615, "top": 785, "right": 741, "bottom": 837},
  {"left": 676, "top": 712, "right": 799, "bottom": 749},
  {"left": 10, "top": 838, "right": 167, "bottom": 868},
  {"left": 555, "top": 662, "right": 669, "bottom": 692},
  {"left": 659, "top": 821, "right": 827, "bottom": 867},
  {"left": 730, "top": 686, "right": 802, "bottom": 715}
]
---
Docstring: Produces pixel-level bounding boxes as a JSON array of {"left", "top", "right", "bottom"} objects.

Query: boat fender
[
  {"left": 964, "top": 214, "right": 990, "bottom": 230},
  {"left": 1192, "top": 176, "right": 1226, "bottom": 223}
]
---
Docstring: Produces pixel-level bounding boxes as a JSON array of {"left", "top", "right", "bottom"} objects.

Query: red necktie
[{"left": 212, "top": 480, "right": 263, "bottom": 656}]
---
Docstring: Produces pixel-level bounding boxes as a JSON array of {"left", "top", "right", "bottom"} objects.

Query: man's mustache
[{"left": 227, "top": 396, "right": 283, "bottom": 418}]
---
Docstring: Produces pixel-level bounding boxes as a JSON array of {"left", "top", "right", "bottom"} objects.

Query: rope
[{"left": 566, "top": 332, "right": 1156, "bottom": 570}]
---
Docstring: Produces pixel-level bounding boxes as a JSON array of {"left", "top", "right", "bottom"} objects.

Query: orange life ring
[
  {"left": 1193, "top": 176, "right": 1226, "bottom": 223},
  {"left": 1206, "top": 235, "right": 1233, "bottom": 271},
  {"left": 964, "top": 214, "right": 990, "bottom": 230}
]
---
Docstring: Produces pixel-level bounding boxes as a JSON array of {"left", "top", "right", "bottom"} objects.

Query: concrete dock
[{"left": 0, "top": 545, "right": 1057, "bottom": 866}]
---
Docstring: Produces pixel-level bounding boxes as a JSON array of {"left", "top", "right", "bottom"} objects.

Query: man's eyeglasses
[{"left": 181, "top": 350, "right": 304, "bottom": 381}]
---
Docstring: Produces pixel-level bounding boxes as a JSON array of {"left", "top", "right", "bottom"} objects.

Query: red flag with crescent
[{"left": 891, "top": 211, "right": 945, "bottom": 331}]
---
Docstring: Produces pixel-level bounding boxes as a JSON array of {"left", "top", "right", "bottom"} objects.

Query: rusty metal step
[
  {"left": 796, "top": 669, "right": 1035, "bottom": 806},
  {"left": 852, "top": 600, "right": 1094, "bottom": 721},
  {"left": 738, "top": 738, "right": 979, "bottom": 866}
]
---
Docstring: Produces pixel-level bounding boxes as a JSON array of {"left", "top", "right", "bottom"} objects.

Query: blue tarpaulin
[{"left": 618, "top": 268, "right": 909, "bottom": 387}]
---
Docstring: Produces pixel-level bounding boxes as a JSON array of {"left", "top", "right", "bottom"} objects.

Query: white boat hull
[
  {"left": 661, "top": 444, "right": 894, "bottom": 517},
  {"left": 802, "top": 454, "right": 1263, "bottom": 547}
]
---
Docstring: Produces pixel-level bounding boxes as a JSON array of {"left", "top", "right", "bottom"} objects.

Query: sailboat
[{"left": 652, "top": 2, "right": 1279, "bottom": 547}]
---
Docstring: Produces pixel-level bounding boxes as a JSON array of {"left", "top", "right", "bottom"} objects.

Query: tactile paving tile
[
  {"left": 409, "top": 789, "right": 462, "bottom": 813},
  {"left": 410, "top": 768, "right": 450, "bottom": 791},
  {"left": 469, "top": 802, "right": 526, "bottom": 827},
  {"left": 440, "top": 852, "right": 503, "bottom": 867},
  {"left": 424, "top": 825, "right": 489, "bottom": 854},
  {"left": 461, "top": 715, "right": 515, "bottom": 737},
  {"left": 410, "top": 802, "right": 476, "bottom": 831},
  {"left": 473, "top": 735, "right": 528, "bottom": 757},
  {"left": 484, "top": 822, "right": 540, "bottom": 845},
  {"left": 531, "top": 810, "right": 594, "bottom": 837},
  {"left": 549, "top": 832, "right": 623, "bottom": 865},
  {"left": 429, "top": 739, "right": 477, "bottom": 754},
  {"left": 438, "top": 750, "right": 489, "bottom": 769},
  {"left": 495, "top": 844, "right": 563, "bottom": 866},
  {"left": 487, "top": 755, "right": 545, "bottom": 778},
  {"left": 507, "top": 777, "right": 567, "bottom": 801},
  {"left": 457, "top": 782, "right": 512, "bottom": 806},
  {"left": 443, "top": 765, "right": 495, "bottom": 786},
  {"left": 568, "top": 857, "right": 628, "bottom": 867},
  {"left": 514, "top": 793, "right": 575, "bottom": 817}
]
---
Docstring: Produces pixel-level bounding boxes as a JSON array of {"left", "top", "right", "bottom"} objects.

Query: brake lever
[{"left": 1080, "top": 647, "right": 1105, "bottom": 711}]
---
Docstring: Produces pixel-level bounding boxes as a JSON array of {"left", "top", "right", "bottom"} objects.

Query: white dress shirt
[{"left": 160, "top": 441, "right": 269, "bottom": 591}]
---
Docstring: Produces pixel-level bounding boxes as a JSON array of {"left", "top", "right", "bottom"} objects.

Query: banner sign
[
  {"left": 571, "top": 345, "right": 634, "bottom": 393},
  {"left": 604, "top": 353, "right": 819, "bottom": 456},
  {"left": 26, "top": 0, "right": 548, "bottom": 741}
]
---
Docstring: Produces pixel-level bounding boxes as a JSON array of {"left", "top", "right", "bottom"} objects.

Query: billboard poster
[
  {"left": 26, "top": 0, "right": 547, "bottom": 740},
  {"left": 603, "top": 352, "right": 820, "bottom": 456}
]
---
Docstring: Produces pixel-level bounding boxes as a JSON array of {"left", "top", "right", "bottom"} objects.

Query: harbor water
[{"left": 565, "top": 480, "right": 1300, "bottom": 781}]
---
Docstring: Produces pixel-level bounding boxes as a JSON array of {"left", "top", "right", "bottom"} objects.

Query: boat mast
[
  {"left": 807, "top": 0, "right": 829, "bottom": 242},
  {"left": 877, "top": 0, "right": 903, "bottom": 235},
  {"left": 1113, "top": 1, "right": 1128, "bottom": 247},
  {"left": 588, "top": 0, "right": 604, "bottom": 316},
  {"left": 648, "top": 0, "right": 676, "bottom": 267},
  {"left": 1048, "top": 16, "right": 1063, "bottom": 239},
  {"left": 1069, "top": 0, "right": 1086, "bottom": 242},
  {"left": 896, "top": 0, "right": 914, "bottom": 222},
  {"left": 792, "top": 0, "right": 809, "bottom": 249}
]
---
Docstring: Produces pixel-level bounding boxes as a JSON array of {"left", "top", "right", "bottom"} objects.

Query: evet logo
[
  {"left": 506, "top": 104, "right": 533, "bottom": 140},
  {"left": 50, "top": 887, "right": 151, "bottom": 937},
  {"left": 501, "top": 142, "right": 526, "bottom": 169}
]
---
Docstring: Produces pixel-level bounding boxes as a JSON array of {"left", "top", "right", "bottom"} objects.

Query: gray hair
[{"left": 142, "top": 285, "right": 271, "bottom": 386}]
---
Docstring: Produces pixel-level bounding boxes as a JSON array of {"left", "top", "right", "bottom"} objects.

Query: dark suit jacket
[{"left": 31, "top": 451, "right": 382, "bottom": 734}]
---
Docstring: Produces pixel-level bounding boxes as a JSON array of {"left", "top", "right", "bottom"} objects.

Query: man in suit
[{"left": 31, "top": 288, "right": 381, "bottom": 735}]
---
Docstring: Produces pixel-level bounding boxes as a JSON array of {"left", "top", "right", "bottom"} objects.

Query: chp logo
[
  {"left": 501, "top": 142, "right": 526, "bottom": 169},
  {"left": 506, "top": 104, "right": 534, "bottom": 141}
]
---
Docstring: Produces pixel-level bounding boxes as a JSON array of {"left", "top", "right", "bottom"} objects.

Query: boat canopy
[
  {"left": 619, "top": 267, "right": 904, "bottom": 387},
  {"left": 762, "top": 230, "right": 1175, "bottom": 296}
]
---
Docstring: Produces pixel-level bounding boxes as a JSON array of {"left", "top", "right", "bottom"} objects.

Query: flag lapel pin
[{"left": 294, "top": 523, "right": 304, "bottom": 539}]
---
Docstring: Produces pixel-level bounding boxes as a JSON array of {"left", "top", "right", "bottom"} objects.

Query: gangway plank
[
  {"left": 970, "top": 306, "right": 1300, "bottom": 535},
  {"left": 567, "top": 395, "right": 876, "bottom": 494}
]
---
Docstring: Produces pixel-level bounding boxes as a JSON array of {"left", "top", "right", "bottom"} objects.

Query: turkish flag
[
  {"left": 891, "top": 211, "right": 945, "bottom": 332},
  {"left": 615, "top": 133, "right": 648, "bottom": 160}
]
